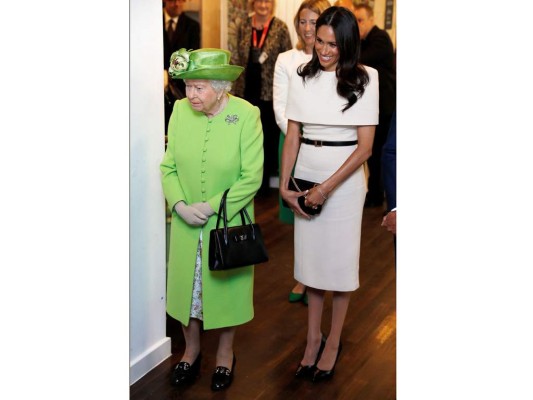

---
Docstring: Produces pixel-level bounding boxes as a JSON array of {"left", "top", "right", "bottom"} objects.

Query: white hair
[{"left": 210, "top": 80, "right": 232, "bottom": 93}]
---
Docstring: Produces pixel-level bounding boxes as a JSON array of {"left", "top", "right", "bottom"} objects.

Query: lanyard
[{"left": 252, "top": 16, "right": 273, "bottom": 49}]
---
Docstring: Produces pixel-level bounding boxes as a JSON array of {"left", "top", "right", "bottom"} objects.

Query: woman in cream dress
[{"left": 280, "top": 7, "right": 379, "bottom": 382}]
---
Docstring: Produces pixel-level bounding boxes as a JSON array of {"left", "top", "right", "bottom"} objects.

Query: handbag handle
[{"left": 215, "top": 188, "right": 256, "bottom": 244}]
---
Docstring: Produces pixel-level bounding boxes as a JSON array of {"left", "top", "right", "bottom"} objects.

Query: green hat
[{"left": 169, "top": 48, "right": 244, "bottom": 81}]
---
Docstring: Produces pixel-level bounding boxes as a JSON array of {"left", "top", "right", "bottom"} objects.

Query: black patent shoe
[
  {"left": 294, "top": 364, "right": 316, "bottom": 379},
  {"left": 295, "top": 335, "right": 326, "bottom": 379},
  {"left": 211, "top": 354, "right": 236, "bottom": 391},
  {"left": 170, "top": 353, "right": 201, "bottom": 387},
  {"left": 312, "top": 342, "right": 343, "bottom": 383}
]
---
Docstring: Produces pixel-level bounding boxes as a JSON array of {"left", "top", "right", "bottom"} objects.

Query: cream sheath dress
[{"left": 285, "top": 66, "right": 379, "bottom": 291}]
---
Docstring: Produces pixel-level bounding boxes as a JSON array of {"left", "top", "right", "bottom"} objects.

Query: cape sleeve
[{"left": 286, "top": 66, "right": 379, "bottom": 126}]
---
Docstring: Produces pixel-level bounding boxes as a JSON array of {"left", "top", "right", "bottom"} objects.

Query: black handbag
[
  {"left": 208, "top": 189, "right": 269, "bottom": 271},
  {"left": 281, "top": 177, "right": 322, "bottom": 216}
]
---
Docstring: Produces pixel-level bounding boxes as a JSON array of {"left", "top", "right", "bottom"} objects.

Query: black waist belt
[{"left": 300, "top": 137, "right": 358, "bottom": 147}]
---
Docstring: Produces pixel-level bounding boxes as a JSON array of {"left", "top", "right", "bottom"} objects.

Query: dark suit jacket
[
  {"left": 360, "top": 26, "right": 396, "bottom": 116},
  {"left": 382, "top": 112, "right": 396, "bottom": 211},
  {"left": 163, "top": 13, "right": 200, "bottom": 70},
  {"left": 163, "top": 13, "right": 200, "bottom": 117}
]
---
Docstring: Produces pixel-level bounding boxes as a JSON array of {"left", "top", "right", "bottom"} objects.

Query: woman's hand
[
  {"left": 303, "top": 185, "right": 328, "bottom": 210},
  {"left": 190, "top": 202, "right": 215, "bottom": 218},
  {"left": 280, "top": 187, "right": 311, "bottom": 219},
  {"left": 381, "top": 210, "right": 396, "bottom": 234},
  {"left": 175, "top": 201, "right": 208, "bottom": 226}
]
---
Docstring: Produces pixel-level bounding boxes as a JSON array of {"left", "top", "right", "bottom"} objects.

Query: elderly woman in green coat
[{"left": 160, "top": 48, "right": 263, "bottom": 392}]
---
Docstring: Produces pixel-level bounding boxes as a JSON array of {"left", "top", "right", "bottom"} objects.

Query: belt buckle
[{"left": 313, "top": 140, "right": 322, "bottom": 147}]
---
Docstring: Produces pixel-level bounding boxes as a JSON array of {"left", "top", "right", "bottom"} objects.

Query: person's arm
[
  {"left": 273, "top": 53, "right": 289, "bottom": 134},
  {"left": 304, "top": 125, "right": 375, "bottom": 208},
  {"left": 175, "top": 201, "right": 208, "bottom": 226},
  {"left": 381, "top": 209, "right": 396, "bottom": 234},
  {"left": 280, "top": 119, "right": 309, "bottom": 218},
  {"left": 189, "top": 201, "right": 214, "bottom": 217}
]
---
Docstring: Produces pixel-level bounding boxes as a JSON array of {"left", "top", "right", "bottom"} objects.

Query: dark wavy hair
[{"left": 298, "top": 6, "right": 369, "bottom": 112}]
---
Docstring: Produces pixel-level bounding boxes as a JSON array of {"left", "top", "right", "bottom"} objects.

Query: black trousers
[
  {"left": 366, "top": 112, "right": 393, "bottom": 204},
  {"left": 249, "top": 99, "right": 278, "bottom": 195}
]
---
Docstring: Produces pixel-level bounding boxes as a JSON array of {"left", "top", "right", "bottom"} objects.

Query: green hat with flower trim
[{"left": 169, "top": 48, "right": 244, "bottom": 81}]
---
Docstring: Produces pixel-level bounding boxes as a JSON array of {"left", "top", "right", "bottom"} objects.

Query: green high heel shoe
[{"left": 289, "top": 288, "right": 307, "bottom": 303}]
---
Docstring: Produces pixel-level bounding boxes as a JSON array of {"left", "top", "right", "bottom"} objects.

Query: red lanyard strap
[{"left": 252, "top": 16, "right": 273, "bottom": 49}]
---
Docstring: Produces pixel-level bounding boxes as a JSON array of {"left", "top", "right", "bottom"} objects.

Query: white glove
[
  {"left": 190, "top": 202, "right": 215, "bottom": 217},
  {"left": 175, "top": 201, "right": 208, "bottom": 226}
]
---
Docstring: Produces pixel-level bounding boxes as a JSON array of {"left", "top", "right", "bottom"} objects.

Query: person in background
[
  {"left": 273, "top": 0, "right": 331, "bottom": 305},
  {"left": 161, "top": 48, "right": 263, "bottom": 392},
  {"left": 353, "top": 3, "right": 396, "bottom": 208},
  {"left": 280, "top": 7, "right": 379, "bottom": 382},
  {"left": 163, "top": 0, "right": 200, "bottom": 136},
  {"left": 231, "top": 0, "right": 292, "bottom": 197},
  {"left": 381, "top": 111, "right": 396, "bottom": 236},
  {"left": 333, "top": 0, "right": 356, "bottom": 13}
]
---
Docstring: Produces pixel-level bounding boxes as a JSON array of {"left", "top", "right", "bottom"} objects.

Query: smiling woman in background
[{"left": 273, "top": 0, "right": 332, "bottom": 305}]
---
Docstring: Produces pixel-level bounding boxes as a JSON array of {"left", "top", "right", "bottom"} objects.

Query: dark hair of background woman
[{"left": 298, "top": 6, "right": 369, "bottom": 112}]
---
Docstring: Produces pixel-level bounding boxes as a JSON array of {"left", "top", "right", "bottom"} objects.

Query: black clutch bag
[
  {"left": 282, "top": 177, "right": 322, "bottom": 216},
  {"left": 209, "top": 189, "right": 269, "bottom": 271}
]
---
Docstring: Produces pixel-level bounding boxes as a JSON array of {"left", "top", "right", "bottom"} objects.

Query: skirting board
[{"left": 130, "top": 337, "right": 171, "bottom": 385}]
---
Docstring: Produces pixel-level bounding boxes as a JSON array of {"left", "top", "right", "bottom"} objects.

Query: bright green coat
[{"left": 160, "top": 95, "right": 264, "bottom": 330}]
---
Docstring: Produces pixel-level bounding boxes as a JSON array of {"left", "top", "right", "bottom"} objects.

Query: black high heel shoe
[
  {"left": 170, "top": 353, "right": 202, "bottom": 387},
  {"left": 211, "top": 354, "right": 236, "bottom": 391},
  {"left": 312, "top": 342, "right": 343, "bottom": 382},
  {"left": 295, "top": 336, "right": 326, "bottom": 379}
]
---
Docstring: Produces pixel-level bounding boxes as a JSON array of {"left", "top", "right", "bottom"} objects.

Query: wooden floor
[{"left": 130, "top": 189, "right": 396, "bottom": 399}]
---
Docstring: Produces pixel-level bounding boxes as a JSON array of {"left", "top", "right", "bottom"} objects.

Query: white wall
[{"left": 130, "top": 0, "right": 171, "bottom": 385}]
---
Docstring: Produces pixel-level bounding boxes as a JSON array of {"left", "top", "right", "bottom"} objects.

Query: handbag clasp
[{"left": 233, "top": 233, "right": 248, "bottom": 242}]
